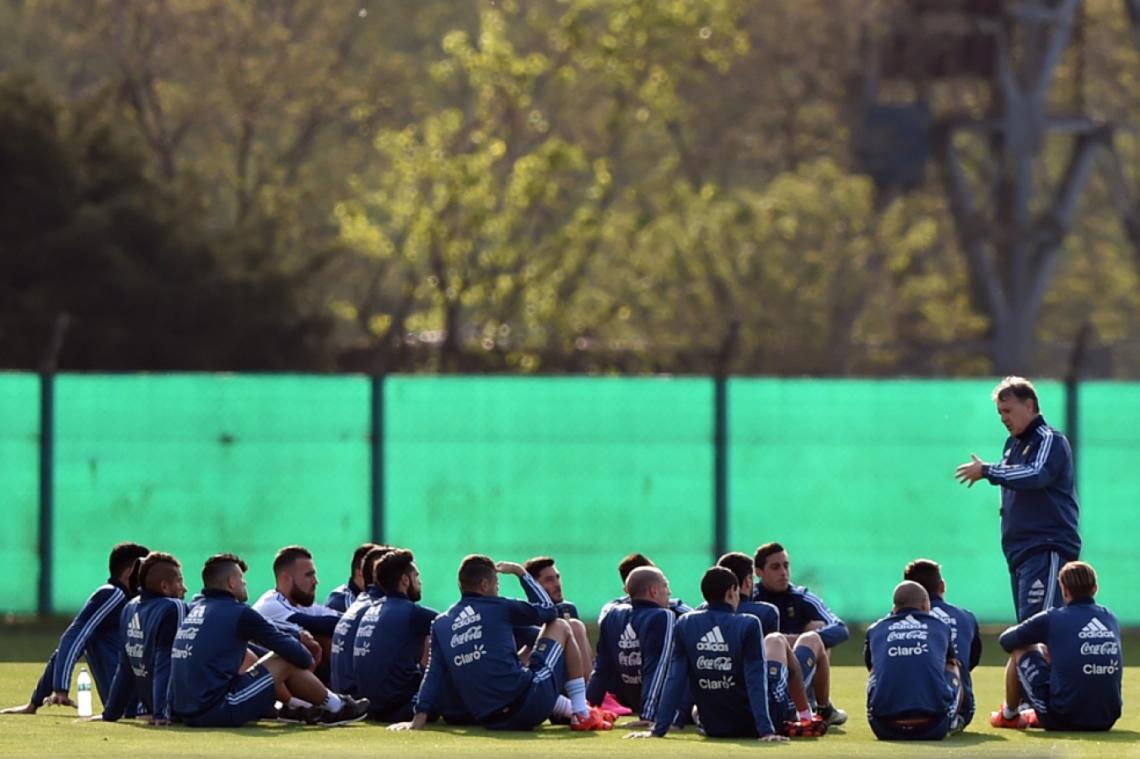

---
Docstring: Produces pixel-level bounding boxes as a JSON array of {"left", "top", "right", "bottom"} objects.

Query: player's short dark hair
[
  {"left": 903, "top": 559, "right": 943, "bottom": 598},
  {"left": 524, "top": 556, "right": 556, "bottom": 579},
  {"left": 109, "top": 542, "right": 150, "bottom": 579},
  {"left": 992, "top": 376, "right": 1039, "bottom": 412},
  {"left": 618, "top": 553, "right": 654, "bottom": 582},
  {"left": 351, "top": 543, "right": 379, "bottom": 575},
  {"left": 1059, "top": 561, "right": 1097, "bottom": 601},
  {"left": 701, "top": 566, "right": 739, "bottom": 604},
  {"left": 273, "top": 545, "right": 313, "bottom": 576},
  {"left": 717, "top": 552, "right": 754, "bottom": 586},
  {"left": 139, "top": 552, "right": 181, "bottom": 593},
  {"left": 376, "top": 549, "right": 416, "bottom": 594},
  {"left": 202, "top": 553, "right": 247, "bottom": 588},
  {"left": 363, "top": 545, "right": 394, "bottom": 587},
  {"left": 458, "top": 555, "right": 497, "bottom": 592},
  {"left": 753, "top": 542, "right": 786, "bottom": 571}
]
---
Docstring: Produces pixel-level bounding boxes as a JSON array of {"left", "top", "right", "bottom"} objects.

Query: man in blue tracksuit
[
  {"left": 865, "top": 581, "right": 961, "bottom": 741},
  {"left": 353, "top": 549, "right": 439, "bottom": 721},
  {"left": 753, "top": 542, "right": 848, "bottom": 725},
  {"left": 329, "top": 546, "right": 389, "bottom": 695},
  {"left": 904, "top": 558, "right": 981, "bottom": 729},
  {"left": 102, "top": 552, "right": 188, "bottom": 724},
  {"left": 325, "top": 543, "right": 380, "bottom": 613},
  {"left": 2, "top": 542, "right": 150, "bottom": 716},
  {"left": 708, "top": 552, "right": 780, "bottom": 634},
  {"left": 955, "top": 376, "right": 1081, "bottom": 621},
  {"left": 390, "top": 555, "right": 611, "bottom": 733},
  {"left": 521, "top": 556, "right": 593, "bottom": 675},
  {"left": 628, "top": 566, "right": 789, "bottom": 743},
  {"left": 991, "top": 561, "right": 1122, "bottom": 732},
  {"left": 170, "top": 553, "right": 368, "bottom": 727},
  {"left": 585, "top": 600, "right": 641, "bottom": 711}
]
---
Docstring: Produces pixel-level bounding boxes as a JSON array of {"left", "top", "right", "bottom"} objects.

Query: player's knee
[
  {"left": 797, "top": 631, "right": 824, "bottom": 655},
  {"left": 545, "top": 617, "right": 571, "bottom": 639},
  {"left": 764, "top": 634, "right": 789, "bottom": 663},
  {"left": 568, "top": 618, "right": 587, "bottom": 636}
]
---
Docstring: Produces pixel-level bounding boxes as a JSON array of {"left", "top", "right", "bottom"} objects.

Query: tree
[{"left": 0, "top": 76, "right": 330, "bottom": 371}]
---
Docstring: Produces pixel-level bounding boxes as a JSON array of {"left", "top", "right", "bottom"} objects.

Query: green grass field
[{"left": 1, "top": 661, "right": 1136, "bottom": 758}]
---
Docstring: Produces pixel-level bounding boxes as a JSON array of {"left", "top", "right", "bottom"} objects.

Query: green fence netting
[
  {"left": 383, "top": 376, "right": 716, "bottom": 616},
  {"left": 1076, "top": 382, "right": 1140, "bottom": 623},
  {"left": 51, "top": 375, "right": 371, "bottom": 611},
  {"left": 2, "top": 373, "right": 1136, "bottom": 624},
  {"left": 727, "top": 379, "right": 1065, "bottom": 623},
  {"left": 0, "top": 374, "right": 40, "bottom": 613}
]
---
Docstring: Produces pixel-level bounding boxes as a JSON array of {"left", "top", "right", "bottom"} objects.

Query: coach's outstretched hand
[
  {"left": 955, "top": 454, "right": 985, "bottom": 487},
  {"left": 623, "top": 730, "right": 657, "bottom": 739},
  {"left": 760, "top": 734, "right": 790, "bottom": 742},
  {"left": 0, "top": 701, "right": 38, "bottom": 714}
]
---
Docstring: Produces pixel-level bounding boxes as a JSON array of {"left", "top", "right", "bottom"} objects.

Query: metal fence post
[
  {"left": 370, "top": 374, "right": 385, "bottom": 545},
  {"left": 38, "top": 370, "right": 54, "bottom": 616},
  {"left": 713, "top": 375, "right": 728, "bottom": 562}
]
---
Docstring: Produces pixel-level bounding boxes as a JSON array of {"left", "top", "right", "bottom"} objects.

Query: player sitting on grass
[
  {"left": 100, "top": 552, "right": 188, "bottom": 724},
  {"left": 865, "top": 581, "right": 962, "bottom": 741},
  {"left": 753, "top": 541, "right": 848, "bottom": 725},
  {"left": 600, "top": 553, "right": 692, "bottom": 618},
  {"left": 170, "top": 553, "right": 368, "bottom": 727},
  {"left": 329, "top": 545, "right": 391, "bottom": 695},
  {"left": 589, "top": 567, "right": 688, "bottom": 729},
  {"left": 253, "top": 545, "right": 342, "bottom": 636},
  {"left": 703, "top": 552, "right": 780, "bottom": 634},
  {"left": 354, "top": 549, "right": 438, "bottom": 721},
  {"left": 904, "top": 558, "right": 980, "bottom": 730},
  {"left": 1, "top": 542, "right": 150, "bottom": 716},
  {"left": 391, "top": 555, "right": 613, "bottom": 733},
  {"left": 325, "top": 543, "right": 379, "bottom": 613},
  {"left": 522, "top": 556, "right": 592, "bottom": 674},
  {"left": 628, "top": 566, "right": 822, "bottom": 742},
  {"left": 991, "top": 561, "right": 1122, "bottom": 732}
]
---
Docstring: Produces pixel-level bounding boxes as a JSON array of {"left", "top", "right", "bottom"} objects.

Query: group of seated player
[{"left": 0, "top": 540, "right": 1123, "bottom": 741}]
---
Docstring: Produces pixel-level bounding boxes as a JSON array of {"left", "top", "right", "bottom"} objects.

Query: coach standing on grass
[{"left": 955, "top": 376, "right": 1081, "bottom": 622}]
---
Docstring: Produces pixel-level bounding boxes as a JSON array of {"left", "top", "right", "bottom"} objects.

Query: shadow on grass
[{"left": 1023, "top": 728, "right": 1139, "bottom": 742}]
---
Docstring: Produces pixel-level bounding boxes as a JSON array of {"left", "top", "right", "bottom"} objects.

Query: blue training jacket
[
  {"left": 930, "top": 595, "right": 980, "bottom": 725},
  {"left": 697, "top": 599, "right": 780, "bottom": 636},
  {"left": 753, "top": 584, "right": 849, "bottom": 649},
  {"left": 653, "top": 602, "right": 776, "bottom": 738},
  {"left": 586, "top": 602, "right": 641, "bottom": 709},
  {"left": 330, "top": 585, "right": 384, "bottom": 694},
  {"left": 413, "top": 574, "right": 555, "bottom": 723},
  {"left": 353, "top": 592, "right": 438, "bottom": 710},
  {"left": 982, "top": 414, "right": 1081, "bottom": 569},
  {"left": 325, "top": 580, "right": 363, "bottom": 614},
  {"left": 998, "top": 597, "right": 1122, "bottom": 730},
  {"left": 170, "top": 588, "right": 312, "bottom": 718},
  {"left": 864, "top": 607, "right": 956, "bottom": 720},
  {"left": 102, "top": 592, "right": 188, "bottom": 721}
]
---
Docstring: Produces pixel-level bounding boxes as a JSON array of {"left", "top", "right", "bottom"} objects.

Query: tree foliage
[{"left": 2, "top": 0, "right": 1138, "bottom": 376}]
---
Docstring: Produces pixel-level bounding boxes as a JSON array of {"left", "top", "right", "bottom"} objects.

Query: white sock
[
  {"left": 288, "top": 697, "right": 312, "bottom": 709},
  {"left": 321, "top": 692, "right": 344, "bottom": 712},
  {"left": 1002, "top": 704, "right": 1019, "bottom": 720},
  {"left": 551, "top": 695, "right": 574, "bottom": 719},
  {"left": 566, "top": 677, "right": 589, "bottom": 716},
  {"left": 798, "top": 708, "right": 813, "bottom": 721}
]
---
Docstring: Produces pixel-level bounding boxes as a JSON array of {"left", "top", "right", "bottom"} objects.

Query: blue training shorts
[
  {"left": 485, "top": 638, "right": 566, "bottom": 731},
  {"left": 183, "top": 663, "right": 277, "bottom": 728},
  {"left": 1011, "top": 551, "right": 1069, "bottom": 622}
]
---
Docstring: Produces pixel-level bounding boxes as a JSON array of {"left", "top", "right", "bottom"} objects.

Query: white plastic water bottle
[{"left": 76, "top": 667, "right": 93, "bottom": 717}]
